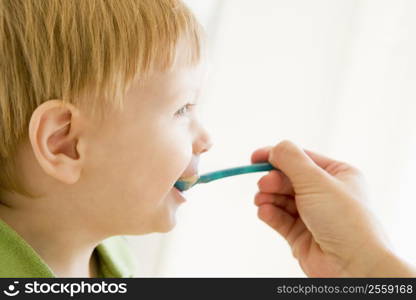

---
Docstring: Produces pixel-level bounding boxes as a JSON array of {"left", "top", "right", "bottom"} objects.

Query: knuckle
[
  {"left": 257, "top": 176, "right": 267, "bottom": 189},
  {"left": 350, "top": 165, "right": 364, "bottom": 177},
  {"left": 257, "top": 206, "right": 266, "bottom": 220},
  {"left": 277, "top": 140, "right": 295, "bottom": 153},
  {"left": 271, "top": 140, "right": 295, "bottom": 162}
]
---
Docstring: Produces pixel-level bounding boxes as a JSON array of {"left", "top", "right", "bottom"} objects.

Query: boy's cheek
[
  {"left": 171, "top": 147, "right": 193, "bottom": 178},
  {"left": 157, "top": 134, "right": 193, "bottom": 178}
]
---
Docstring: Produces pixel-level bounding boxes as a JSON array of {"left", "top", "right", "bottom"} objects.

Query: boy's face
[{"left": 80, "top": 55, "right": 212, "bottom": 235}]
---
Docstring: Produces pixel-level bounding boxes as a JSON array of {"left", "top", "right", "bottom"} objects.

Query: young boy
[{"left": 0, "top": 0, "right": 212, "bottom": 277}]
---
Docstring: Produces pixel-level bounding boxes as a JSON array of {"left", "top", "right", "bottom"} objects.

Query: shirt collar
[{"left": 0, "top": 218, "right": 137, "bottom": 277}]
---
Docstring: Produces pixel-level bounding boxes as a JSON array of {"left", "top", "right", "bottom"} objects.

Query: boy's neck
[{"left": 0, "top": 201, "right": 103, "bottom": 278}]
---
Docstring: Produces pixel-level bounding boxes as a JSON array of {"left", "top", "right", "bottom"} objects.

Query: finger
[
  {"left": 304, "top": 148, "right": 360, "bottom": 177},
  {"left": 290, "top": 226, "right": 314, "bottom": 261},
  {"left": 268, "top": 140, "right": 327, "bottom": 182},
  {"left": 250, "top": 146, "right": 272, "bottom": 164},
  {"left": 257, "top": 170, "right": 294, "bottom": 195},
  {"left": 257, "top": 203, "right": 295, "bottom": 239},
  {"left": 303, "top": 149, "right": 334, "bottom": 169},
  {"left": 254, "top": 192, "right": 298, "bottom": 216},
  {"left": 285, "top": 217, "right": 308, "bottom": 249}
]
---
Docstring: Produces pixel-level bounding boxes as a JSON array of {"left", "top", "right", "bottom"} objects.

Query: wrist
[
  {"left": 366, "top": 249, "right": 416, "bottom": 277},
  {"left": 344, "top": 246, "right": 416, "bottom": 277}
]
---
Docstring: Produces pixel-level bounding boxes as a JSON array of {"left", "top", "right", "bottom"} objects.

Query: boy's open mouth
[
  {"left": 172, "top": 185, "right": 186, "bottom": 203},
  {"left": 178, "top": 156, "right": 199, "bottom": 181},
  {"left": 173, "top": 156, "right": 200, "bottom": 193}
]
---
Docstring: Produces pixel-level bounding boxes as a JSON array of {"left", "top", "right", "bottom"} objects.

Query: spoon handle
[{"left": 197, "top": 162, "right": 278, "bottom": 184}]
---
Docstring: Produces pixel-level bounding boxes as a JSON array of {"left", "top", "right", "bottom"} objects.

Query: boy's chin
[
  {"left": 124, "top": 191, "right": 182, "bottom": 235},
  {"left": 156, "top": 224, "right": 176, "bottom": 233},
  {"left": 154, "top": 216, "right": 177, "bottom": 233},
  {"left": 152, "top": 187, "right": 185, "bottom": 233},
  {"left": 152, "top": 205, "right": 180, "bottom": 233},
  {"left": 124, "top": 218, "right": 177, "bottom": 235}
]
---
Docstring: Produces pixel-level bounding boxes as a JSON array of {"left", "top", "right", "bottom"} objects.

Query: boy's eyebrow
[{"left": 171, "top": 87, "right": 199, "bottom": 104}]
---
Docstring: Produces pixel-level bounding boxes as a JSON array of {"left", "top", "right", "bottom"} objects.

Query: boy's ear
[{"left": 28, "top": 100, "right": 85, "bottom": 184}]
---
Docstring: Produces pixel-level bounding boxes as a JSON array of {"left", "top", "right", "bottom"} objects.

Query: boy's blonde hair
[{"left": 0, "top": 0, "right": 202, "bottom": 197}]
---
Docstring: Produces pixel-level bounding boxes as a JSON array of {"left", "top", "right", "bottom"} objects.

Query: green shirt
[{"left": 0, "top": 218, "right": 137, "bottom": 277}]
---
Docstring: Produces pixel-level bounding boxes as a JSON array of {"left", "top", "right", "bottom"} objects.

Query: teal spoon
[{"left": 174, "top": 162, "right": 279, "bottom": 192}]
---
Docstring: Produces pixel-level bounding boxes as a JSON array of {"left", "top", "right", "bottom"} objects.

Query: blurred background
[{"left": 127, "top": 0, "right": 416, "bottom": 276}]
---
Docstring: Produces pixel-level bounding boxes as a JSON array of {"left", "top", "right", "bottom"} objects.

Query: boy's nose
[{"left": 193, "top": 126, "right": 213, "bottom": 155}]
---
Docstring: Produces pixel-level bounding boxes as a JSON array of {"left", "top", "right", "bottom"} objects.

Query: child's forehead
[
  {"left": 171, "top": 36, "right": 205, "bottom": 68},
  {"left": 126, "top": 63, "right": 204, "bottom": 102},
  {"left": 130, "top": 36, "right": 206, "bottom": 81},
  {"left": 125, "top": 36, "right": 206, "bottom": 101}
]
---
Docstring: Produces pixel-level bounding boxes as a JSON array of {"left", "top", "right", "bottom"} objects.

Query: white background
[{"left": 128, "top": 0, "right": 416, "bottom": 276}]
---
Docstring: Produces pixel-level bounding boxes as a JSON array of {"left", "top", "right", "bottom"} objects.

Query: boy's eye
[{"left": 175, "top": 103, "right": 196, "bottom": 117}]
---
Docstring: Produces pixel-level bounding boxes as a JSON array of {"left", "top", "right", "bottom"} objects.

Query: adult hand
[{"left": 252, "top": 140, "right": 415, "bottom": 277}]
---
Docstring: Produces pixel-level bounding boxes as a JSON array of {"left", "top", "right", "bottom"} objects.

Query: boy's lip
[{"left": 179, "top": 156, "right": 200, "bottom": 179}]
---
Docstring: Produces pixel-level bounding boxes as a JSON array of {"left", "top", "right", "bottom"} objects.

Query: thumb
[{"left": 268, "top": 140, "right": 327, "bottom": 183}]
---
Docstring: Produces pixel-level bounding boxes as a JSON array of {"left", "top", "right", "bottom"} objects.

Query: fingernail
[{"left": 268, "top": 149, "right": 274, "bottom": 162}]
